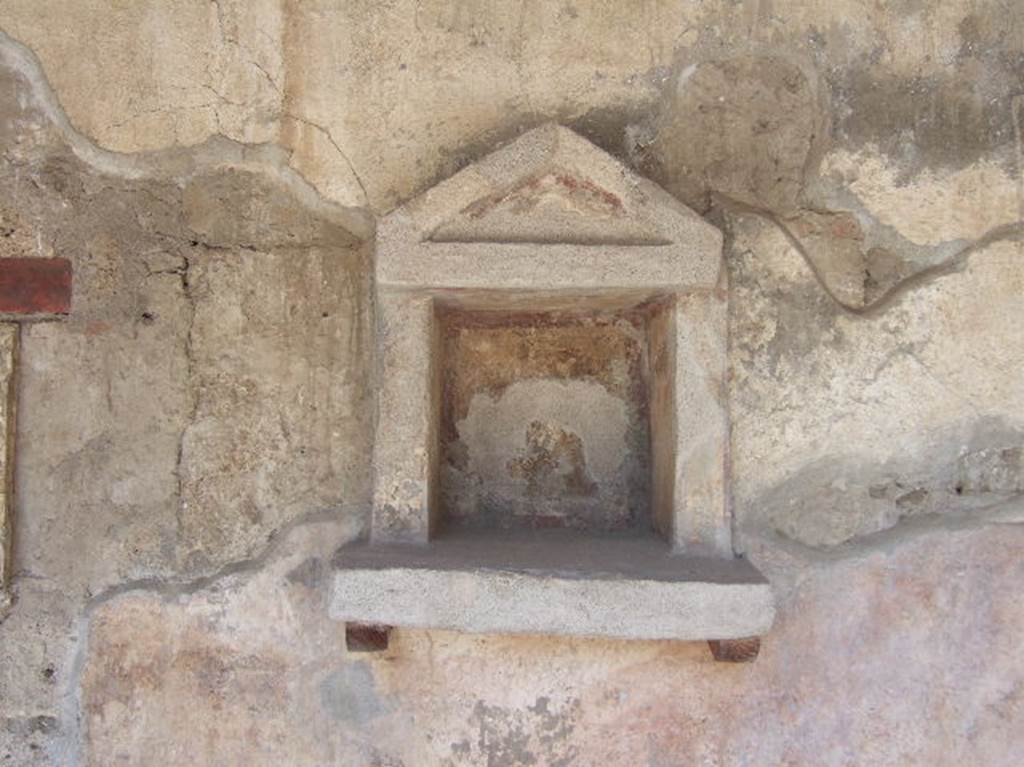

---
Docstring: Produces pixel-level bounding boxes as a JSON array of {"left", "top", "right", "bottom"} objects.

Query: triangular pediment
[{"left": 376, "top": 124, "right": 723, "bottom": 292}]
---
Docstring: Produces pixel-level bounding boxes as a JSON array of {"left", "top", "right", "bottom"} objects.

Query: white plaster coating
[
  {"left": 448, "top": 378, "right": 635, "bottom": 528},
  {"left": 459, "top": 379, "right": 629, "bottom": 486},
  {"left": 821, "top": 147, "right": 1020, "bottom": 247}
]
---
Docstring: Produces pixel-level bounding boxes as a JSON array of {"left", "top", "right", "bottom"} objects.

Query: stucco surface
[
  {"left": 0, "top": 1, "right": 1022, "bottom": 764},
  {"left": 80, "top": 513, "right": 1024, "bottom": 766}
]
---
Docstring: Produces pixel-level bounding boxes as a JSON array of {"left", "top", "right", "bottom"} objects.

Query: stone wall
[{"left": 0, "top": 2, "right": 1021, "bottom": 764}]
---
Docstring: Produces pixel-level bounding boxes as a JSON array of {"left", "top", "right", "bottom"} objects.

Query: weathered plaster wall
[{"left": 0, "top": 1, "right": 1021, "bottom": 764}]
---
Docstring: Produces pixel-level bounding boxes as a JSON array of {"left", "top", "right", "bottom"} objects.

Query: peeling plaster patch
[
  {"left": 452, "top": 379, "right": 631, "bottom": 530},
  {"left": 319, "top": 662, "right": 389, "bottom": 725},
  {"left": 728, "top": 214, "right": 1024, "bottom": 547},
  {"left": 285, "top": 557, "right": 324, "bottom": 590},
  {"left": 821, "top": 147, "right": 1019, "bottom": 246},
  {"left": 467, "top": 697, "right": 581, "bottom": 767},
  {"left": 958, "top": 445, "right": 1024, "bottom": 495},
  {"left": 474, "top": 385, "right": 623, "bottom": 471}
]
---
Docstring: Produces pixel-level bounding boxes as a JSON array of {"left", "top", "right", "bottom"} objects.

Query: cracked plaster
[{"left": 0, "top": 2, "right": 1022, "bottom": 764}]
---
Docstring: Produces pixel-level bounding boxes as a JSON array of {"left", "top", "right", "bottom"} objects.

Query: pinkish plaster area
[{"left": 80, "top": 517, "right": 1024, "bottom": 766}]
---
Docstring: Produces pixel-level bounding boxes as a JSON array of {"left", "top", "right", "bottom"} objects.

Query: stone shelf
[{"left": 329, "top": 530, "right": 774, "bottom": 650}]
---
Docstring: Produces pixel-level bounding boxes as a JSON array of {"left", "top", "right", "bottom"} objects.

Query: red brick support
[
  {"left": 708, "top": 637, "right": 761, "bottom": 662},
  {"left": 345, "top": 623, "right": 391, "bottom": 652}
]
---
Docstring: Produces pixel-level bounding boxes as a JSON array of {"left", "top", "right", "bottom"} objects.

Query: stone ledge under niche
[{"left": 330, "top": 530, "right": 774, "bottom": 644}]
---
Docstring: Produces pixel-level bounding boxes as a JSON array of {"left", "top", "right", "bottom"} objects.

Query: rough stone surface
[
  {"left": 371, "top": 292, "right": 438, "bottom": 544},
  {"left": 331, "top": 533, "right": 774, "bottom": 641},
  {"left": 0, "top": 2, "right": 1022, "bottom": 764},
  {"left": 646, "top": 55, "right": 820, "bottom": 215},
  {"left": 670, "top": 291, "right": 731, "bottom": 554},
  {"left": 180, "top": 239, "right": 371, "bottom": 569}
]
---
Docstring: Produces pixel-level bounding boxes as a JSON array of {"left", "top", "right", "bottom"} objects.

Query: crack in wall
[
  {"left": 56, "top": 505, "right": 359, "bottom": 765},
  {"left": 174, "top": 255, "right": 198, "bottom": 565},
  {"left": 3, "top": 26, "right": 1018, "bottom": 322},
  {"left": 1013, "top": 94, "right": 1024, "bottom": 228},
  {"left": 755, "top": 492, "right": 1024, "bottom": 568},
  {"left": 0, "top": 29, "right": 373, "bottom": 242},
  {"left": 1, "top": 21, "right": 1022, "bottom": 764},
  {"left": 283, "top": 112, "right": 370, "bottom": 204},
  {"left": 713, "top": 192, "right": 1024, "bottom": 317}
]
